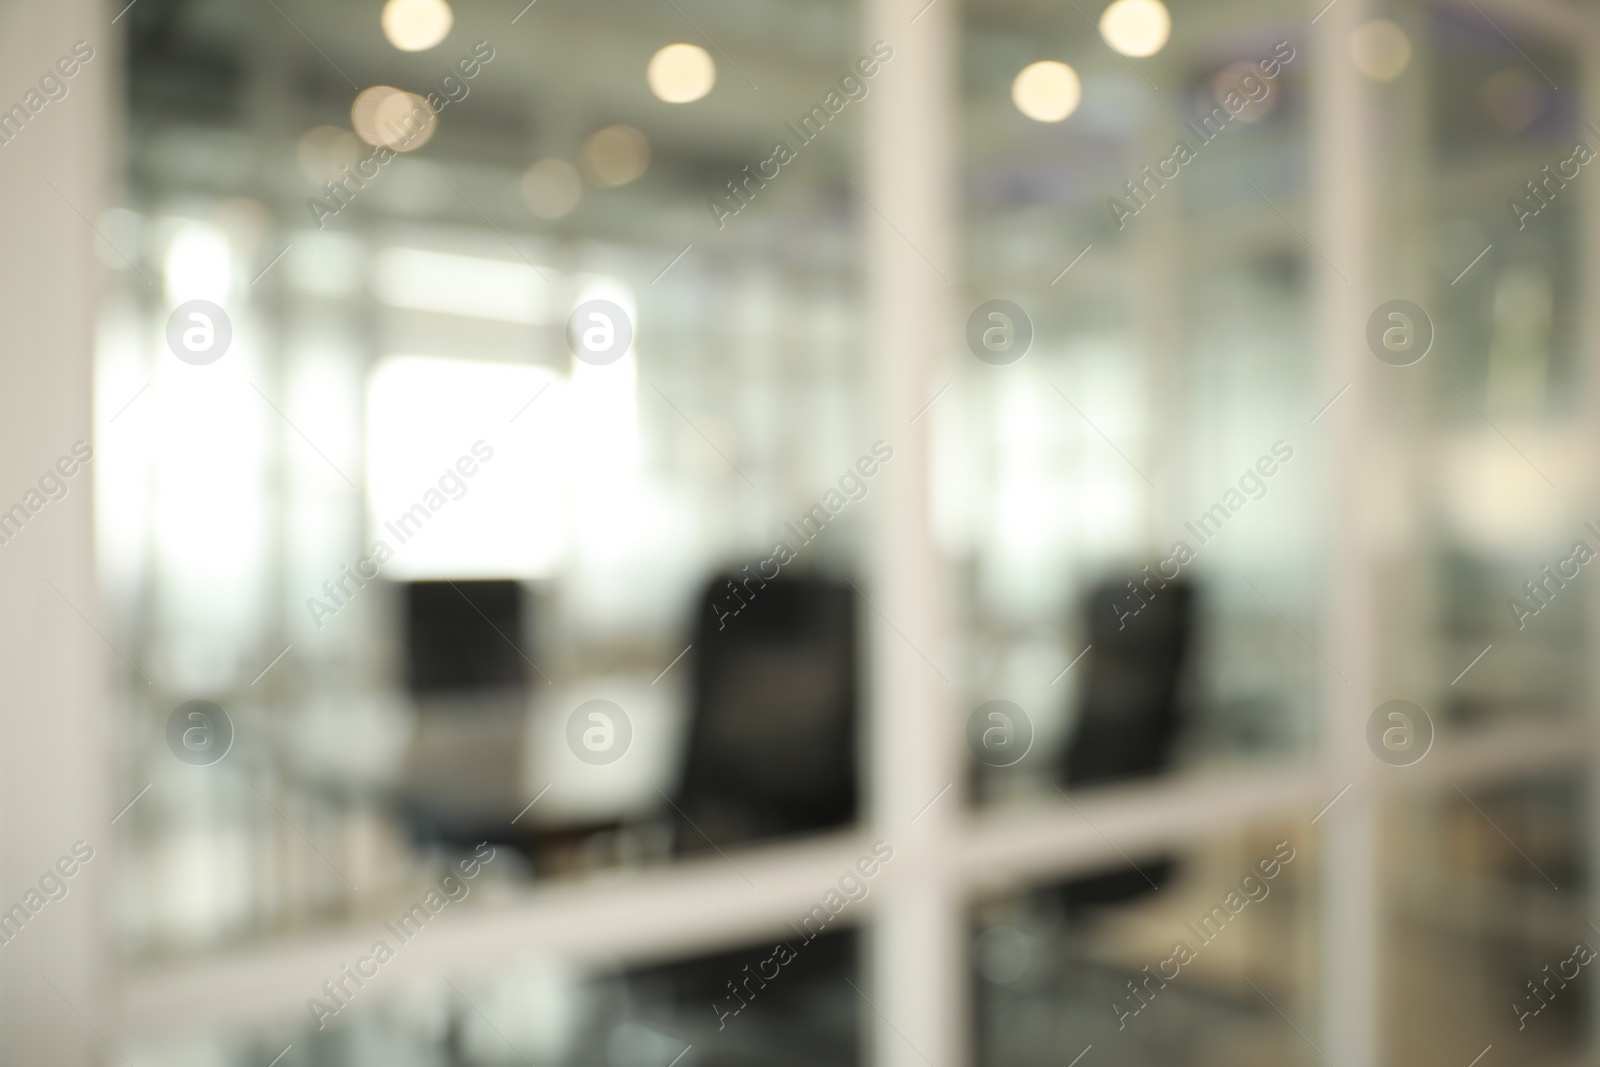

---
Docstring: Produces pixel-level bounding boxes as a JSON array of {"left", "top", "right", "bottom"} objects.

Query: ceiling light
[
  {"left": 581, "top": 126, "right": 651, "bottom": 187},
  {"left": 647, "top": 43, "right": 716, "bottom": 103},
  {"left": 374, "top": 91, "right": 436, "bottom": 151},
  {"left": 1011, "top": 62, "right": 1082, "bottom": 123},
  {"left": 381, "top": 0, "right": 453, "bottom": 52},
  {"left": 1099, "top": 0, "right": 1170, "bottom": 58},
  {"left": 521, "top": 159, "right": 583, "bottom": 219},
  {"left": 352, "top": 86, "right": 403, "bottom": 145},
  {"left": 352, "top": 87, "right": 436, "bottom": 151}
]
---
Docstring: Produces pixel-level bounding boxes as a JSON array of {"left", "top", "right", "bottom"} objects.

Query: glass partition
[
  {"left": 125, "top": 931, "right": 863, "bottom": 1067},
  {"left": 56, "top": 0, "right": 1600, "bottom": 1063},
  {"left": 101, "top": 0, "right": 872, "bottom": 962},
  {"left": 975, "top": 815, "right": 1319, "bottom": 1067},
  {"left": 1382, "top": 772, "right": 1589, "bottom": 1066},
  {"left": 1366, "top": 2, "right": 1588, "bottom": 734},
  {"left": 953, "top": 0, "right": 1322, "bottom": 806}
]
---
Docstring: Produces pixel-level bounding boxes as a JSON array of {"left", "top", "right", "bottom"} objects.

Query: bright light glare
[
  {"left": 647, "top": 43, "right": 716, "bottom": 103},
  {"left": 373, "top": 91, "right": 436, "bottom": 151},
  {"left": 1011, "top": 62, "right": 1082, "bottom": 123},
  {"left": 371, "top": 247, "right": 557, "bottom": 324},
  {"left": 351, "top": 86, "right": 403, "bottom": 146},
  {"left": 381, "top": 0, "right": 453, "bottom": 52},
  {"left": 1098, "top": 0, "right": 1171, "bottom": 57},
  {"left": 568, "top": 278, "right": 640, "bottom": 471},
  {"left": 147, "top": 278, "right": 268, "bottom": 692},
  {"left": 366, "top": 356, "right": 567, "bottom": 578},
  {"left": 1443, "top": 429, "right": 1567, "bottom": 552},
  {"left": 164, "top": 224, "right": 232, "bottom": 304}
]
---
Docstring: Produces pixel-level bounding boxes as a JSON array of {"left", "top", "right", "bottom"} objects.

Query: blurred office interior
[{"left": 0, "top": 0, "right": 1597, "bottom": 1063}]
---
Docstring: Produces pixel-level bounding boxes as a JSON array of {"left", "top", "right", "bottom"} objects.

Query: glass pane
[
  {"left": 974, "top": 816, "right": 1319, "bottom": 1067},
  {"left": 954, "top": 0, "right": 1321, "bottom": 806},
  {"left": 1368, "top": 2, "right": 1586, "bottom": 734},
  {"left": 1382, "top": 772, "right": 1590, "bottom": 1065},
  {"left": 126, "top": 931, "right": 862, "bottom": 1066},
  {"left": 105, "top": 0, "right": 869, "bottom": 962}
]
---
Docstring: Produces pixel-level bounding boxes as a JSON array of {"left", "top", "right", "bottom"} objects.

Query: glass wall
[
  {"left": 27, "top": 0, "right": 1594, "bottom": 1064},
  {"left": 101, "top": 0, "right": 873, "bottom": 961},
  {"left": 1382, "top": 773, "right": 1590, "bottom": 1066},
  {"left": 953, "top": 0, "right": 1322, "bottom": 806},
  {"left": 974, "top": 817, "right": 1318, "bottom": 1067},
  {"left": 1367, "top": 3, "right": 1589, "bottom": 735}
]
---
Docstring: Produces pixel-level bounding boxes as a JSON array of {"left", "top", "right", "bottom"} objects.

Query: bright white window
[
  {"left": 365, "top": 355, "right": 569, "bottom": 578},
  {"left": 370, "top": 247, "right": 559, "bottom": 325}
]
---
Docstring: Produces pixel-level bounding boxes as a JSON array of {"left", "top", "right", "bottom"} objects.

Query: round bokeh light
[
  {"left": 648, "top": 43, "right": 716, "bottom": 103},
  {"left": 1099, "top": 0, "right": 1171, "bottom": 58},
  {"left": 381, "top": 0, "right": 453, "bottom": 52},
  {"left": 1011, "top": 61, "right": 1082, "bottom": 123}
]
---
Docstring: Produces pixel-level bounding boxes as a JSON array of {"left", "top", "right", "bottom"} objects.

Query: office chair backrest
[
  {"left": 398, "top": 579, "right": 529, "bottom": 850},
  {"left": 1057, "top": 574, "right": 1195, "bottom": 908},
  {"left": 402, "top": 579, "right": 527, "bottom": 695},
  {"left": 1062, "top": 575, "right": 1194, "bottom": 787},
  {"left": 673, "top": 571, "right": 858, "bottom": 851}
]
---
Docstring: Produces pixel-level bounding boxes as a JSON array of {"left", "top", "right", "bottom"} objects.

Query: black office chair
[
  {"left": 395, "top": 579, "right": 532, "bottom": 852},
  {"left": 669, "top": 570, "right": 859, "bottom": 852},
  {"left": 972, "top": 576, "right": 1200, "bottom": 1062},
  {"left": 1056, "top": 573, "right": 1195, "bottom": 907},
  {"left": 620, "top": 571, "right": 861, "bottom": 1066},
  {"left": 402, "top": 580, "right": 529, "bottom": 695}
]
